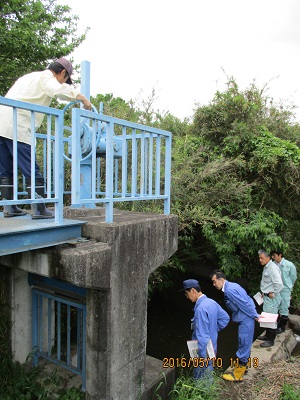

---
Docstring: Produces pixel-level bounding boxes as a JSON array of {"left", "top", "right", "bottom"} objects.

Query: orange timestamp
[
  {"left": 163, "top": 357, "right": 223, "bottom": 369},
  {"left": 162, "top": 357, "right": 260, "bottom": 369},
  {"left": 230, "top": 357, "right": 259, "bottom": 368}
]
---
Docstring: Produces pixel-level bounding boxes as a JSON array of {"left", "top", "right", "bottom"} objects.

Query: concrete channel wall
[{"left": 0, "top": 208, "right": 178, "bottom": 400}]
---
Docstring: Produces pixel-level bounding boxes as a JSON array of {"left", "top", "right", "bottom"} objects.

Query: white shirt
[{"left": 0, "top": 70, "right": 79, "bottom": 144}]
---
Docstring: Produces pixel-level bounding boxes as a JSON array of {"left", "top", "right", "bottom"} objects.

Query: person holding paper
[
  {"left": 181, "top": 279, "right": 230, "bottom": 380},
  {"left": 210, "top": 270, "right": 260, "bottom": 382},
  {"left": 258, "top": 249, "right": 283, "bottom": 347},
  {"left": 271, "top": 250, "right": 297, "bottom": 333}
]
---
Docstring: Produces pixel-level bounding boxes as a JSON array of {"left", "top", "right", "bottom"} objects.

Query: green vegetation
[
  {"left": 91, "top": 79, "right": 300, "bottom": 304},
  {"left": 0, "top": 0, "right": 89, "bottom": 94},
  {"left": 0, "top": 311, "right": 83, "bottom": 400},
  {"left": 168, "top": 374, "right": 222, "bottom": 400},
  {"left": 0, "top": 359, "right": 84, "bottom": 399},
  {"left": 1, "top": 1, "right": 300, "bottom": 397},
  {"left": 279, "top": 383, "right": 300, "bottom": 400}
]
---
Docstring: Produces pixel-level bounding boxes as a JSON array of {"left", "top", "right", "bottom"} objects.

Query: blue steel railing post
[
  {"left": 121, "top": 127, "right": 127, "bottom": 197},
  {"left": 12, "top": 108, "right": 18, "bottom": 200},
  {"left": 149, "top": 133, "right": 154, "bottom": 195},
  {"left": 131, "top": 129, "right": 137, "bottom": 196},
  {"left": 155, "top": 135, "right": 161, "bottom": 196},
  {"left": 164, "top": 134, "right": 172, "bottom": 214},
  {"left": 71, "top": 109, "right": 82, "bottom": 206},
  {"left": 54, "top": 111, "right": 64, "bottom": 222},
  {"left": 79, "top": 60, "right": 95, "bottom": 208},
  {"left": 140, "top": 131, "right": 145, "bottom": 195},
  {"left": 30, "top": 112, "right": 36, "bottom": 200},
  {"left": 105, "top": 121, "right": 114, "bottom": 223}
]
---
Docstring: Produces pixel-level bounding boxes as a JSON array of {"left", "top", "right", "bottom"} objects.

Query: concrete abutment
[{"left": 0, "top": 208, "right": 178, "bottom": 399}]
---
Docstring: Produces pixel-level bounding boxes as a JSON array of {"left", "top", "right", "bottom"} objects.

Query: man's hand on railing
[{"left": 75, "top": 94, "right": 93, "bottom": 110}]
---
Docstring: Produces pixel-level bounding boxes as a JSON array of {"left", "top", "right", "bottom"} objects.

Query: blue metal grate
[{"left": 31, "top": 285, "right": 87, "bottom": 391}]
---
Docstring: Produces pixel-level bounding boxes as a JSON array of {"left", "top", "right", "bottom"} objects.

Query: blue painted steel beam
[
  {"left": 28, "top": 273, "right": 87, "bottom": 297},
  {"left": 0, "top": 216, "right": 85, "bottom": 257}
]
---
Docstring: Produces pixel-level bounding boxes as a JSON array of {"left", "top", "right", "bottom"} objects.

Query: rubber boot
[
  {"left": 277, "top": 315, "right": 288, "bottom": 334},
  {"left": 276, "top": 316, "right": 281, "bottom": 334},
  {"left": 260, "top": 328, "right": 276, "bottom": 347},
  {"left": 0, "top": 177, "right": 27, "bottom": 217},
  {"left": 222, "top": 364, "right": 247, "bottom": 382},
  {"left": 258, "top": 328, "right": 269, "bottom": 341},
  {"left": 26, "top": 178, "right": 54, "bottom": 219}
]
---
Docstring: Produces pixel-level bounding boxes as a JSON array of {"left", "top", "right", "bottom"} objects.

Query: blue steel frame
[
  {"left": 70, "top": 108, "right": 172, "bottom": 223},
  {"left": 0, "top": 95, "right": 172, "bottom": 224},
  {"left": 31, "top": 282, "right": 87, "bottom": 391}
]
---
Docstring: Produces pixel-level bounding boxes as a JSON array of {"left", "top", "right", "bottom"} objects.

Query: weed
[
  {"left": 279, "top": 383, "right": 300, "bottom": 400},
  {"left": 168, "top": 373, "right": 222, "bottom": 400}
]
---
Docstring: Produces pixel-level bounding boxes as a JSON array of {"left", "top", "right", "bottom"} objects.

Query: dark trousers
[{"left": 0, "top": 137, "right": 43, "bottom": 179}]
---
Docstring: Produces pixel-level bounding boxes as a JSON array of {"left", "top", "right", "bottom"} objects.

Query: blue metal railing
[
  {"left": 70, "top": 108, "right": 172, "bottom": 222},
  {"left": 31, "top": 287, "right": 87, "bottom": 391},
  {"left": 0, "top": 96, "right": 64, "bottom": 223},
  {"left": 0, "top": 96, "right": 172, "bottom": 223}
]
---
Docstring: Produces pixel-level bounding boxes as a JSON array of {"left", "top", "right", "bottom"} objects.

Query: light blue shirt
[
  {"left": 278, "top": 258, "right": 297, "bottom": 290},
  {"left": 260, "top": 260, "right": 283, "bottom": 294}
]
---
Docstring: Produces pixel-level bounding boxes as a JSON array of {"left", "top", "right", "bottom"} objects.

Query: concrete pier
[{"left": 0, "top": 207, "right": 178, "bottom": 400}]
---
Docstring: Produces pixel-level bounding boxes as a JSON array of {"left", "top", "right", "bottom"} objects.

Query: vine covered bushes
[{"left": 170, "top": 79, "right": 300, "bottom": 295}]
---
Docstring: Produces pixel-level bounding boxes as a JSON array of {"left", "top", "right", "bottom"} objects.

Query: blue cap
[{"left": 180, "top": 279, "right": 200, "bottom": 291}]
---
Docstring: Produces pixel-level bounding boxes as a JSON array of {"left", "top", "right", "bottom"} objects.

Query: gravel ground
[{"left": 221, "top": 354, "right": 300, "bottom": 400}]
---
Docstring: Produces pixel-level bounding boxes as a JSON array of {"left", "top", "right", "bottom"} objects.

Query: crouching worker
[
  {"left": 181, "top": 279, "right": 229, "bottom": 380},
  {"left": 0, "top": 57, "right": 92, "bottom": 219},
  {"left": 211, "top": 270, "right": 260, "bottom": 382}
]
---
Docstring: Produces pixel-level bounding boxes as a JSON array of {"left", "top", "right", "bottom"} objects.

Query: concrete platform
[{"left": 143, "top": 356, "right": 175, "bottom": 400}]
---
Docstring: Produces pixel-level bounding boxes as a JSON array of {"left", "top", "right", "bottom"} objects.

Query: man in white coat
[{"left": 0, "top": 58, "right": 92, "bottom": 219}]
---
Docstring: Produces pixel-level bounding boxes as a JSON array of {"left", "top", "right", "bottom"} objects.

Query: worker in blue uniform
[
  {"left": 181, "top": 279, "right": 230, "bottom": 380},
  {"left": 210, "top": 270, "right": 260, "bottom": 382}
]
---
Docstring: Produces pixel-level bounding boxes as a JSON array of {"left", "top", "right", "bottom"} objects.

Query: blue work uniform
[
  {"left": 192, "top": 294, "right": 229, "bottom": 379},
  {"left": 277, "top": 258, "right": 297, "bottom": 316},
  {"left": 223, "top": 281, "right": 259, "bottom": 365}
]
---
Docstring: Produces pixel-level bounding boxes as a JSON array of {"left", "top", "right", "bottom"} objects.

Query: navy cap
[{"left": 180, "top": 279, "right": 200, "bottom": 291}]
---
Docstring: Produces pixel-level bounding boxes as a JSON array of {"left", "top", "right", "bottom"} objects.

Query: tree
[
  {"left": 91, "top": 93, "right": 141, "bottom": 122},
  {"left": 0, "top": 0, "right": 89, "bottom": 95},
  {"left": 170, "top": 78, "right": 300, "bottom": 293}
]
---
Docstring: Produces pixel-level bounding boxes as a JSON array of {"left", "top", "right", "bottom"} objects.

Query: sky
[{"left": 57, "top": 0, "right": 300, "bottom": 120}]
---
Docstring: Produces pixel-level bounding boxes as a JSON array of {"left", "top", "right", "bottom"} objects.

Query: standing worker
[
  {"left": 210, "top": 270, "right": 260, "bottom": 382},
  {"left": 271, "top": 250, "right": 297, "bottom": 333},
  {"left": 181, "top": 279, "right": 229, "bottom": 380},
  {"left": 0, "top": 58, "right": 92, "bottom": 219},
  {"left": 257, "top": 249, "right": 283, "bottom": 347}
]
